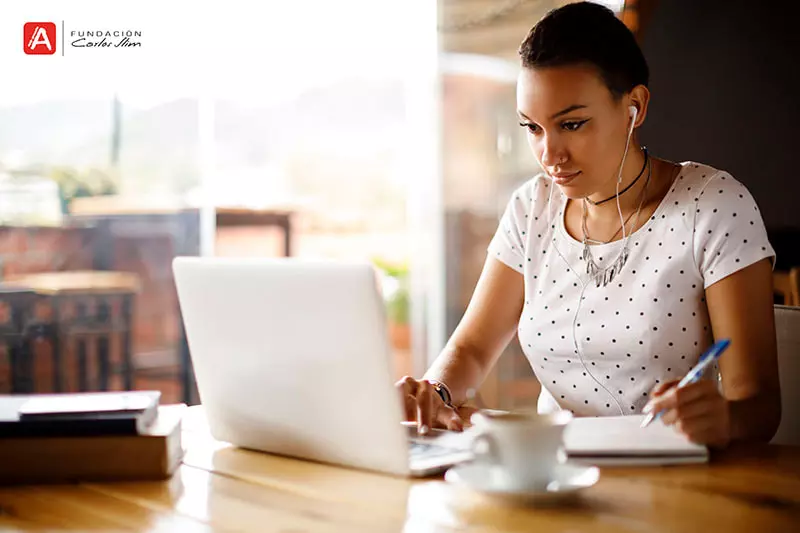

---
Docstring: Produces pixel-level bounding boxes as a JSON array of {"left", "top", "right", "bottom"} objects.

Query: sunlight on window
[{"left": 0, "top": 0, "right": 438, "bottom": 391}]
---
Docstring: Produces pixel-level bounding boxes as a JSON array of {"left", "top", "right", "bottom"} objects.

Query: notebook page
[{"left": 564, "top": 415, "right": 708, "bottom": 457}]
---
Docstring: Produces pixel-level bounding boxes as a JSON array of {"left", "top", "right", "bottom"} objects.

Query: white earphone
[{"left": 617, "top": 105, "right": 638, "bottom": 184}]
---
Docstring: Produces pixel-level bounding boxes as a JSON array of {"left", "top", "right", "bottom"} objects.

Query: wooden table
[{"left": 1, "top": 406, "right": 799, "bottom": 531}]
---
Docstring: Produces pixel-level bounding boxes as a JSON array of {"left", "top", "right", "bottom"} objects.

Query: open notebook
[
  {"left": 428, "top": 413, "right": 708, "bottom": 467},
  {"left": 563, "top": 414, "right": 709, "bottom": 466}
]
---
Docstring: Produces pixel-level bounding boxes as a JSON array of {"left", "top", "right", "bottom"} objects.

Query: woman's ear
[{"left": 628, "top": 84, "right": 651, "bottom": 128}]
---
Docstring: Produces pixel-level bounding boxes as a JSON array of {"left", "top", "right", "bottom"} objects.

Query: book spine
[
  {"left": 0, "top": 426, "right": 182, "bottom": 484},
  {"left": 0, "top": 418, "right": 140, "bottom": 438}
]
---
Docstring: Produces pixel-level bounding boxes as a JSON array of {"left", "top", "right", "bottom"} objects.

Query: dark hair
[{"left": 518, "top": 2, "right": 649, "bottom": 100}]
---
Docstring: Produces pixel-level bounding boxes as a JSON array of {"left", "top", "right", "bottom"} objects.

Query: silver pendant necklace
[{"left": 581, "top": 156, "right": 652, "bottom": 287}]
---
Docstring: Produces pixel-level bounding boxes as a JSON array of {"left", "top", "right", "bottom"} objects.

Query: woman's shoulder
[
  {"left": 672, "top": 161, "right": 773, "bottom": 286},
  {"left": 507, "top": 172, "right": 555, "bottom": 199},
  {"left": 672, "top": 161, "right": 750, "bottom": 197},
  {"left": 489, "top": 173, "right": 558, "bottom": 271},
  {"left": 504, "top": 173, "right": 563, "bottom": 220},
  {"left": 666, "top": 161, "right": 763, "bottom": 223}
]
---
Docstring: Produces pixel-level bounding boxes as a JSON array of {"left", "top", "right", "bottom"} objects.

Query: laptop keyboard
[{"left": 409, "top": 441, "right": 460, "bottom": 459}]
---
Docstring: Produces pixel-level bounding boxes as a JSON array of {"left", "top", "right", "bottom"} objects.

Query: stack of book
[{"left": 0, "top": 391, "right": 185, "bottom": 484}]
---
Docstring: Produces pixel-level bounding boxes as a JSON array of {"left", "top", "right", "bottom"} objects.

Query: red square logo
[{"left": 24, "top": 22, "right": 57, "bottom": 55}]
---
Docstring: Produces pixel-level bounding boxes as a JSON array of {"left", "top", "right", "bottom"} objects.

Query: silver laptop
[{"left": 172, "top": 257, "right": 472, "bottom": 476}]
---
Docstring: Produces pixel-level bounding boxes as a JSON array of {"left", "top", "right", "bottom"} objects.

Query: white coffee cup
[{"left": 469, "top": 410, "right": 573, "bottom": 490}]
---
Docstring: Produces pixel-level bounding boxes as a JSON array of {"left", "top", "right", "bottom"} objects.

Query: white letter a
[{"left": 29, "top": 27, "right": 52, "bottom": 51}]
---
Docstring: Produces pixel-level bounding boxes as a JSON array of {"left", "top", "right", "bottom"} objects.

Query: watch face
[{"left": 432, "top": 383, "right": 451, "bottom": 406}]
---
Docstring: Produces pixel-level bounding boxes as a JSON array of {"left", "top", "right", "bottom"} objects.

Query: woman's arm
[
  {"left": 646, "top": 258, "right": 782, "bottom": 446},
  {"left": 706, "top": 257, "right": 782, "bottom": 441},
  {"left": 423, "top": 256, "right": 525, "bottom": 406}
]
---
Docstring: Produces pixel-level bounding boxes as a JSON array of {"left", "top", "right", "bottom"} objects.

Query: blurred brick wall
[
  {"left": 0, "top": 226, "right": 95, "bottom": 279},
  {"left": 108, "top": 234, "right": 180, "bottom": 359}
]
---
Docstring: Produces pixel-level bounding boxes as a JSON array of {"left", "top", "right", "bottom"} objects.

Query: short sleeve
[
  {"left": 693, "top": 173, "right": 775, "bottom": 288},
  {"left": 487, "top": 182, "right": 535, "bottom": 274}
]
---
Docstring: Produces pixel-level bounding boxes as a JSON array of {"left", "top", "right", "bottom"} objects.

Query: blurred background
[{"left": 2, "top": 0, "right": 798, "bottom": 411}]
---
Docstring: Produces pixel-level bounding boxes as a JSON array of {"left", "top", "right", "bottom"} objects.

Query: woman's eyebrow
[
  {"left": 550, "top": 104, "right": 588, "bottom": 119},
  {"left": 517, "top": 104, "right": 589, "bottom": 122}
]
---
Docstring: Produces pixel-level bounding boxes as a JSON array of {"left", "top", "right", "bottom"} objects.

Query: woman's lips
[{"left": 550, "top": 171, "right": 581, "bottom": 185}]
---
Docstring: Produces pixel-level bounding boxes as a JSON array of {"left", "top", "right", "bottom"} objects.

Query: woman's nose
[{"left": 540, "top": 135, "right": 568, "bottom": 168}]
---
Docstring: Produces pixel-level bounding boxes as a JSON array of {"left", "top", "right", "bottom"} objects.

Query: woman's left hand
[{"left": 644, "top": 379, "right": 731, "bottom": 448}]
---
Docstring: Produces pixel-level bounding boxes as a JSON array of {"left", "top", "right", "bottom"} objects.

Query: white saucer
[{"left": 444, "top": 462, "right": 599, "bottom": 504}]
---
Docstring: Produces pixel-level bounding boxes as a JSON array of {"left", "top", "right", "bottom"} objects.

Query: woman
[{"left": 398, "top": 2, "right": 781, "bottom": 448}]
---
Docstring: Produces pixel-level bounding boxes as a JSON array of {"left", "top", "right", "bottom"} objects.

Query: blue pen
[{"left": 640, "top": 338, "right": 731, "bottom": 428}]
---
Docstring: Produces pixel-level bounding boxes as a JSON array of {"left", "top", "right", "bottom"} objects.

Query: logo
[
  {"left": 24, "top": 22, "right": 57, "bottom": 55},
  {"left": 70, "top": 29, "right": 142, "bottom": 49}
]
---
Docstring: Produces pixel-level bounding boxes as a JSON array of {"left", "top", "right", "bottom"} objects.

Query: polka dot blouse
[{"left": 487, "top": 162, "right": 775, "bottom": 417}]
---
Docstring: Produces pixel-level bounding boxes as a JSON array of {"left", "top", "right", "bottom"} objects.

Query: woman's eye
[
  {"left": 562, "top": 119, "right": 589, "bottom": 132},
  {"left": 519, "top": 122, "right": 540, "bottom": 134}
]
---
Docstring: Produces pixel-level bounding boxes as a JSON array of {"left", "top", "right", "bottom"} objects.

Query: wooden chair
[
  {"left": 0, "top": 289, "right": 37, "bottom": 392},
  {"left": 1, "top": 271, "right": 140, "bottom": 392},
  {"left": 773, "top": 305, "right": 800, "bottom": 445},
  {"left": 773, "top": 268, "right": 800, "bottom": 306}
]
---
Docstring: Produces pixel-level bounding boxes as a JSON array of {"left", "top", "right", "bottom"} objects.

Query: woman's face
[{"left": 516, "top": 64, "right": 637, "bottom": 199}]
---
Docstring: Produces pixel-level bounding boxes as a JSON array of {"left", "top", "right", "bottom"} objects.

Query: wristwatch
[{"left": 428, "top": 380, "right": 454, "bottom": 409}]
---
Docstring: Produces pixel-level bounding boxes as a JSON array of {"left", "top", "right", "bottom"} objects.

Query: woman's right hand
[{"left": 396, "top": 376, "right": 465, "bottom": 434}]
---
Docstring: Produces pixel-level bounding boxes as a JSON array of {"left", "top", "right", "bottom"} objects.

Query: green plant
[
  {"left": 386, "top": 283, "right": 409, "bottom": 325},
  {"left": 48, "top": 166, "right": 118, "bottom": 213},
  {"left": 373, "top": 258, "right": 410, "bottom": 325}
]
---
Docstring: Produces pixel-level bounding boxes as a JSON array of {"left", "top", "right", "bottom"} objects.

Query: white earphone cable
[
  {"left": 550, "top": 220, "right": 626, "bottom": 415},
  {"left": 615, "top": 107, "right": 637, "bottom": 244},
  {"left": 546, "top": 106, "right": 639, "bottom": 415}
]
